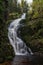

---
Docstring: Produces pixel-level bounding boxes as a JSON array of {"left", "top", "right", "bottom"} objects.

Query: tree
[
  {"left": 23, "top": 1, "right": 28, "bottom": 13},
  {"left": 4, "top": 0, "right": 9, "bottom": 21},
  {"left": 0, "top": 0, "right": 9, "bottom": 45},
  {"left": 28, "top": 0, "right": 43, "bottom": 19},
  {"left": 8, "top": 0, "right": 18, "bottom": 13},
  {"left": 21, "top": 0, "right": 24, "bottom": 13},
  {"left": 17, "top": 3, "right": 22, "bottom": 13},
  {"left": 21, "top": 0, "right": 28, "bottom": 13},
  {"left": 19, "top": 0, "right": 43, "bottom": 53},
  {"left": 0, "top": 0, "right": 14, "bottom": 62}
]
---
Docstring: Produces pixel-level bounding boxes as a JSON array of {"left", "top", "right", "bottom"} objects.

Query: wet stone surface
[
  {"left": 11, "top": 55, "right": 43, "bottom": 65},
  {"left": 0, "top": 55, "right": 43, "bottom": 65},
  {"left": 11, "top": 55, "right": 32, "bottom": 65}
]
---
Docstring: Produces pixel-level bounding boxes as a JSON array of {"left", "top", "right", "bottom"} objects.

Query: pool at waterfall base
[{"left": 0, "top": 55, "right": 43, "bottom": 65}]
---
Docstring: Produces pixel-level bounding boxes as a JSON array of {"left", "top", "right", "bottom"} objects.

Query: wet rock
[
  {"left": 0, "top": 58, "right": 4, "bottom": 63},
  {"left": 31, "top": 52, "right": 43, "bottom": 65}
]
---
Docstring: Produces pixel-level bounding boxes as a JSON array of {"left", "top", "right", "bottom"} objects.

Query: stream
[
  {"left": 8, "top": 13, "right": 33, "bottom": 55},
  {"left": 0, "top": 13, "right": 42, "bottom": 65}
]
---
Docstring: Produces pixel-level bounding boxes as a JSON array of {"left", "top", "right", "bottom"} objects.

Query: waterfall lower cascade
[{"left": 8, "top": 13, "right": 33, "bottom": 55}]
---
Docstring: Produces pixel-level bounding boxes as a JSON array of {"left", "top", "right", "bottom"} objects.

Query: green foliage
[
  {"left": 19, "top": 0, "right": 43, "bottom": 53},
  {"left": 21, "top": 0, "right": 28, "bottom": 13},
  {"left": 0, "top": 0, "right": 14, "bottom": 62}
]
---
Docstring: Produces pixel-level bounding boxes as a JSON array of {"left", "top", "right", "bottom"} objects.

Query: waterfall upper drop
[{"left": 8, "top": 13, "right": 33, "bottom": 55}]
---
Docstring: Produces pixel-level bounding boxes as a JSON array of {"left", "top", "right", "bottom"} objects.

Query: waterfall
[{"left": 8, "top": 13, "right": 33, "bottom": 55}]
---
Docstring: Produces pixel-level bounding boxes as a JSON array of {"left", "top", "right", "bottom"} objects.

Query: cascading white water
[{"left": 8, "top": 13, "right": 33, "bottom": 55}]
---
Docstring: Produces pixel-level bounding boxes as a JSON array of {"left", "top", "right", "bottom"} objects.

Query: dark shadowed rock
[{"left": 31, "top": 52, "right": 43, "bottom": 65}]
